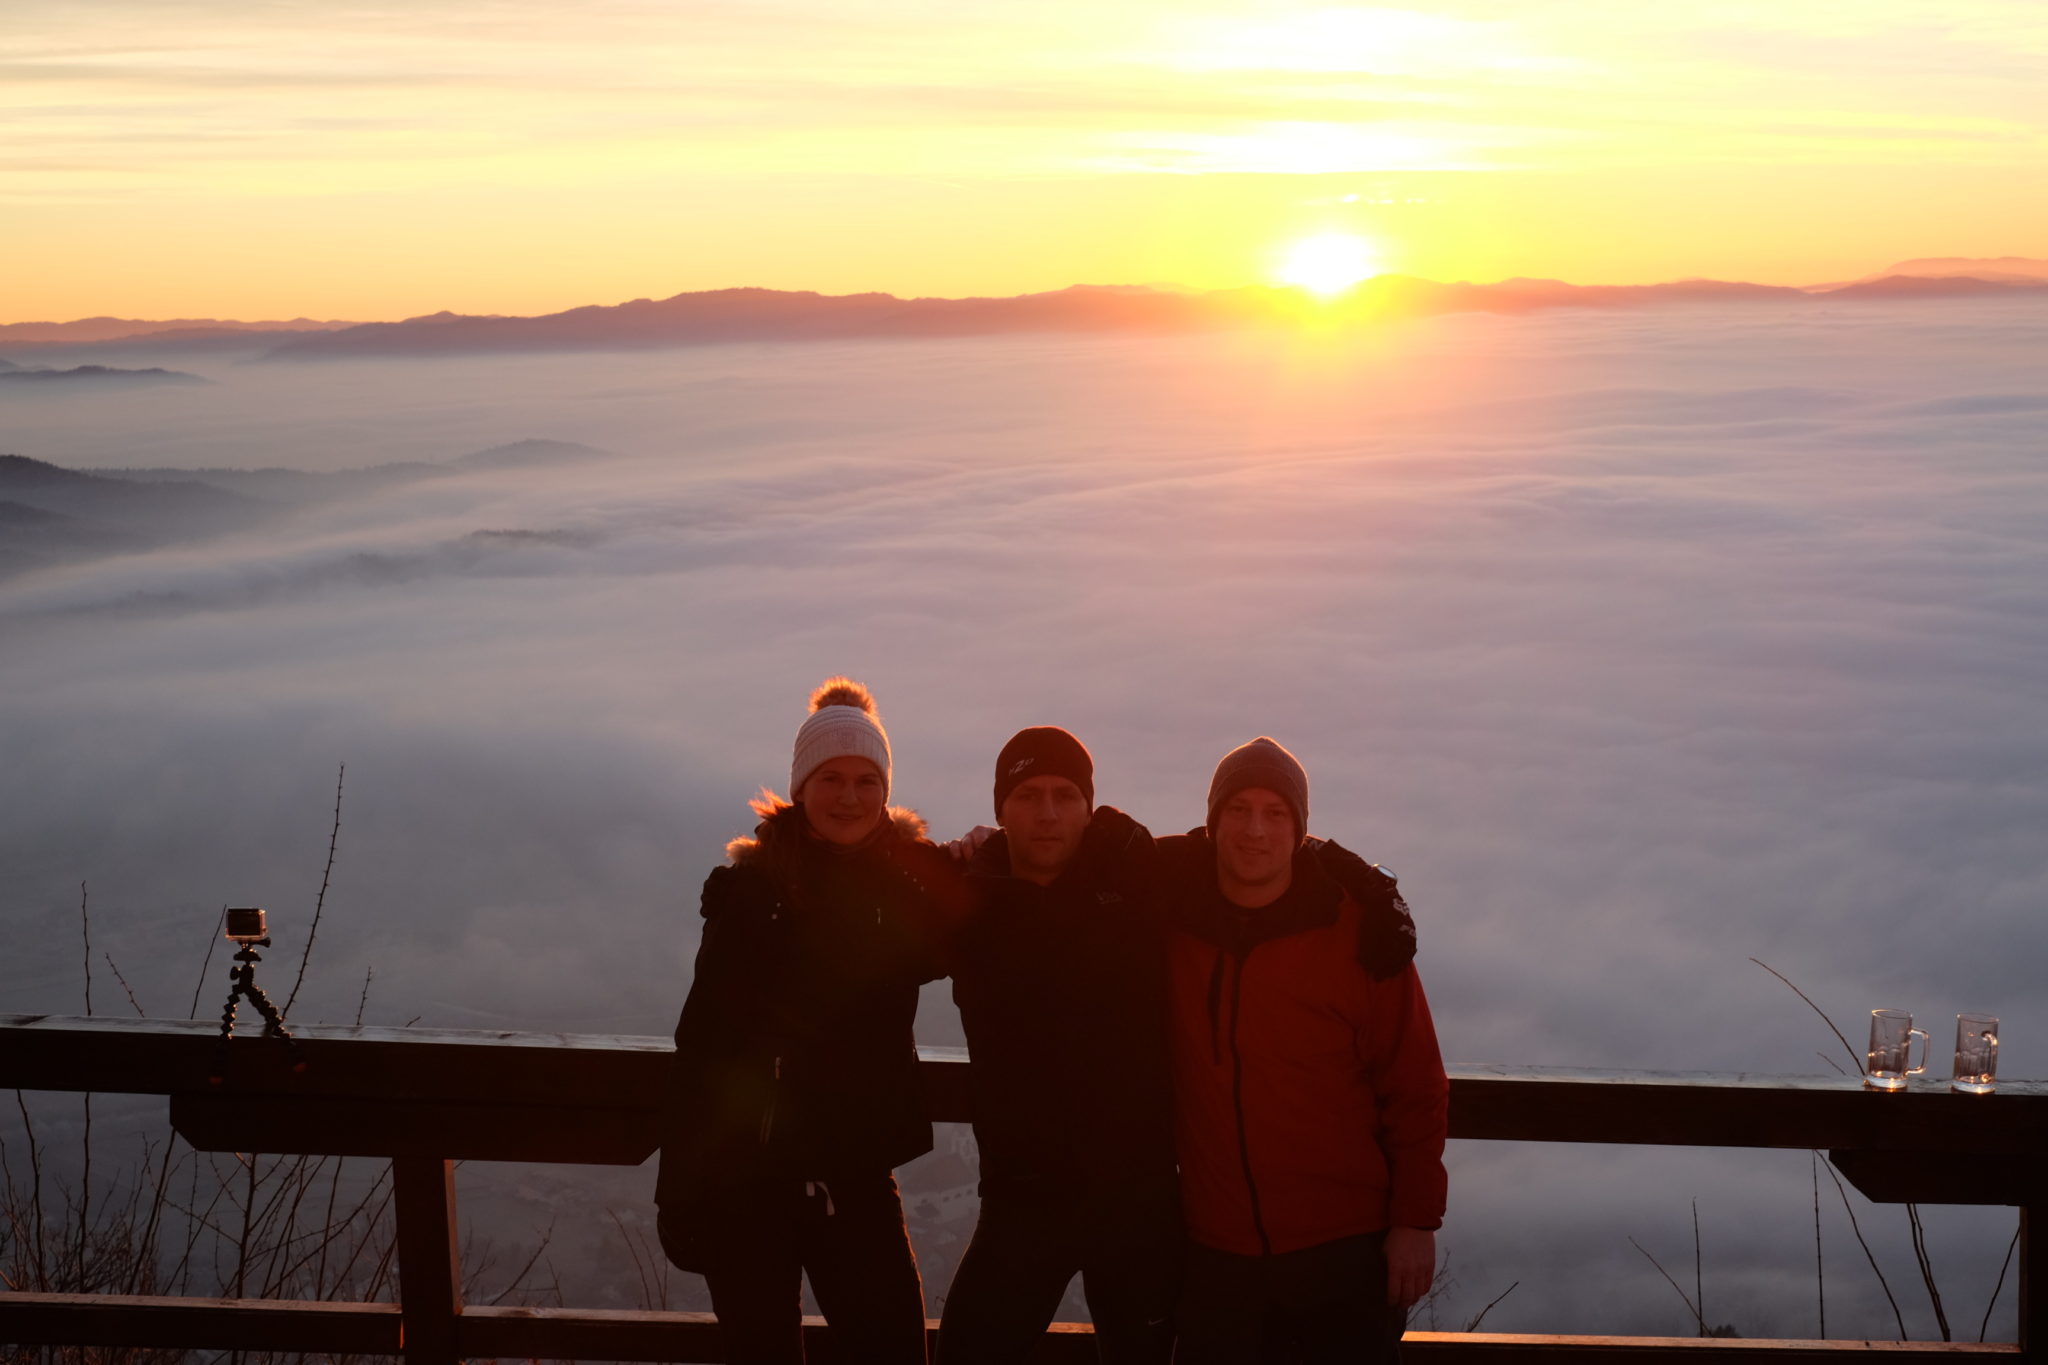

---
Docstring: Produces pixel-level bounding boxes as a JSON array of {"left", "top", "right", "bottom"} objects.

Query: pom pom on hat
[
  {"left": 810, "top": 677, "right": 876, "bottom": 714},
  {"left": 791, "top": 676, "right": 892, "bottom": 800}
]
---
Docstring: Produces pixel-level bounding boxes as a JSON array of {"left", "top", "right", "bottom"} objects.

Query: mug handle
[{"left": 1907, "top": 1028, "right": 1929, "bottom": 1076}]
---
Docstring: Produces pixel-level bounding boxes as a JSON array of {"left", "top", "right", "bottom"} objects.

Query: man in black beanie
[{"left": 937, "top": 727, "right": 1179, "bottom": 1365}]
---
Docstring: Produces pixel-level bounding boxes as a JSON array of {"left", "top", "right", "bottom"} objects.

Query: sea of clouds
[{"left": 3, "top": 297, "right": 2044, "bottom": 1336}]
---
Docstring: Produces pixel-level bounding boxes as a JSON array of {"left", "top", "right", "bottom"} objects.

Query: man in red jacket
[{"left": 1163, "top": 736, "right": 1448, "bottom": 1363}]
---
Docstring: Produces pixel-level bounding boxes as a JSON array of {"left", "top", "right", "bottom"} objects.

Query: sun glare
[{"left": 1274, "top": 233, "right": 1378, "bottom": 298}]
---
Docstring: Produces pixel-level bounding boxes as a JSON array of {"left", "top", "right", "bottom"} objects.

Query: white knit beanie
[{"left": 790, "top": 677, "right": 892, "bottom": 801}]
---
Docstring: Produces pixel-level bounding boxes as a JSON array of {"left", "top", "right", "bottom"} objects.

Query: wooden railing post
[{"left": 393, "top": 1156, "right": 462, "bottom": 1365}]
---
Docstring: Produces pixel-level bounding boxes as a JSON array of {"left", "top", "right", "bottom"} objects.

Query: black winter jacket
[
  {"left": 656, "top": 801, "right": 960, "bottom": 1219},
  {"left": 950, "top": 806, "right": 1177, "bottom": 1206}
]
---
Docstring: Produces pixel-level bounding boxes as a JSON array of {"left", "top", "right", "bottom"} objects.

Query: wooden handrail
[{"left": 1, "top": 1014, "right": 2042, "bottom": 1362}]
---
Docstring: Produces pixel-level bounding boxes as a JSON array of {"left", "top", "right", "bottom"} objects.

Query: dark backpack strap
[{"left": 1309, "top": 836, "right": 1418, "bottom": 981}]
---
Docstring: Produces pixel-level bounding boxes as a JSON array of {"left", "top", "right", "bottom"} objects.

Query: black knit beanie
[
  {"left": 993, "top": 726, "right": 1095, "bottom": 818},
  {"left": 1206, "top": 736, "right": 1309, "bottom": 845}
]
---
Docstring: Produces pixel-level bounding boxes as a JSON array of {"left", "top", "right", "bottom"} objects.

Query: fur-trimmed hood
[{"left": 725, "top": 792, "right": 931, "bottom": 865}]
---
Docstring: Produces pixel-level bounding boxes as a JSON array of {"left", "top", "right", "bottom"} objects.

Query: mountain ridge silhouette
[{"left": 9, "top": 261, "right": 2045, "bottom": 361}]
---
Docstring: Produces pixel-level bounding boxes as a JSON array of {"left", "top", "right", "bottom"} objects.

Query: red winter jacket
[{"left": 1164, "top": 833, "right": 1448, "bottom": 1256}]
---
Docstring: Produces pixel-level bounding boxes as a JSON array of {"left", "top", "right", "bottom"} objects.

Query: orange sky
[{"left": 6, "top": 1, "right": 2045, "bottom": 321}]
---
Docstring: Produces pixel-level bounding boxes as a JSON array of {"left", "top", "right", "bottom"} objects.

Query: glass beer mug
[
  {"left": 1952, "top": 1014, "right": 1999, "bottom": 1095},
  {"left": 1865, "top": 1009, "right": 1928, "bottom": 1091}
]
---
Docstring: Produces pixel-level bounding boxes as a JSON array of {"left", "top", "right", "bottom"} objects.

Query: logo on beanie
[{"left": 1007, "top": 757, "right": 1037, "bottom": 777}]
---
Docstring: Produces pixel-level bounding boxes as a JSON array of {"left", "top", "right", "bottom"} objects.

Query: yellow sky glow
[{"left": 4, "top": 1, "right": 2046, "bottom": 320}]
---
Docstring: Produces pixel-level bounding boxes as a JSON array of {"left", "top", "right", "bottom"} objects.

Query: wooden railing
[{"left": 1, "top": 1013, "right": 2042, "bottom": 1362}]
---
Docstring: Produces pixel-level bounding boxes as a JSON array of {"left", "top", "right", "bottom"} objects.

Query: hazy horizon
[{"left": 5, "top": 253, "right": 2047, "bottom": 336}]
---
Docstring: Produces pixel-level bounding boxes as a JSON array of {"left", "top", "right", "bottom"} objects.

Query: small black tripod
[{"left": 210, "top": 931, "right": 305, "bottom": 1083}]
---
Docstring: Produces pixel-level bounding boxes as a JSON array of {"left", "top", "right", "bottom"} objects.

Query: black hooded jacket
[
  {"left": 950, "top": 806, "right": 1177, "bottom": 1206},
  {"left": 656, "top": 800, "right": 961, "bottom": 1217}
]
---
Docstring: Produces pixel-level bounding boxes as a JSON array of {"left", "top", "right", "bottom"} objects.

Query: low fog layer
[{"left": 3, "top": 298, "right": 2044, "bottom": 1336}]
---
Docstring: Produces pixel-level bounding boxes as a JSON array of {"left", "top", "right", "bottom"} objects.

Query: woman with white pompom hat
[{"left": 655, "top": 677, "right": 961, "bottom": 1364}]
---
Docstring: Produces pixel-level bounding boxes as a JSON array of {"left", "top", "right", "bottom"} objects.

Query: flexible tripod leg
[
  {"left": 209, "top": 989, "right": 243, "bottom": 1084},
  {"left": 243, "top": 983, "right": 306, "bottom": 1071}
]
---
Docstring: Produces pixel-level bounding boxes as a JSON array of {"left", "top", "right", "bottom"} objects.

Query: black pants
[
  {"left": 936, "top": 1194, "right": 1179, "bottom": 1365},
  {"left": 1173, "top": 1233, "right": 1404, "bottom": 1365},
  {"left": 658, "top": 1175, "right": 928, "bottom": 1365}
]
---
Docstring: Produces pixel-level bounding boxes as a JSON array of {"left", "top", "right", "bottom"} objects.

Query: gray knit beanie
[
  {"left": 790, "top": 677, "right": 892, "bottom": 801},
  {"left": 1206, "top": 736, "right": 1308, "bottom": 845}
]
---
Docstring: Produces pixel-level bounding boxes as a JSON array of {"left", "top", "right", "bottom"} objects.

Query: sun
[{"left": 1274, "top": 233, "right": 1379, "bottom": 298}]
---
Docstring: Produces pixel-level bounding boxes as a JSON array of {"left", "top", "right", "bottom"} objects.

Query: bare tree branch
[
  {"left": 104, "top": 953, "right": 147, "bottom": 1017},
  {"left": 1812, "top": 1151, "right": 1826, "bottom": 1337},
  {"left": 1820, "top": 1151, "right": 1907, "bottom": 1339},
  {"left": 1907, "top": 1203, "right": 1950, "bottom": 1340},
  {"left": 285, "top": 762, "right": 346, "bottom": 1017},
  {"left": 1465, "top": 1280, "right": 1519, "bottom": 1332},
  {"left": 190, "top": 905, "right": 227, "bottom": 1020},
  {"left": 1750, "top": 958, "right": 1862, "bottom": 1074},
  {"left": 1630, "top": 1236, "right": 1703, "bottom": 1331},
  {"left": 1981, "top": 1224, "right": 2020, "bottom": 1342}
]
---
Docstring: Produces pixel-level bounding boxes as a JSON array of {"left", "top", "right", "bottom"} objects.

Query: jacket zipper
[{"left": 1223, "top": 950, "right": 1273, "bottom": 1256}]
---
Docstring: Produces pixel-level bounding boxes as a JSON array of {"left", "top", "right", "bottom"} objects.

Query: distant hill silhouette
[
  {"left": 0, "top": 454, "right": 265, "bottom": 578},
  {"left": 0, "top": 317, "right": 356, "bottom": 344},
  {"left": 1825, "top": 275, "right": 2035, "bottom": 299},
  {"left": 451, "top": 439, "right": 613, "bottom": 470},
  {"left": 11, "top": 269, "right": 2046, "bottom": 366},
  {"left": 1876, "top": 256, "right": 2048, "bottom": 284},
  {"left": 0, "top": 499, "right": 70, "bottom": 527},
  {"left": 251, "top": 273, "right": 2047, "bottom": 361},
  {"left": 0, "top": 453, "right": 254, "bottom": 517},
  {"left": 0, "top": 364, "right": 209, "bottom": 387},
  {"left": 0, "top": 439, "right": 618, "bottom": 579}
]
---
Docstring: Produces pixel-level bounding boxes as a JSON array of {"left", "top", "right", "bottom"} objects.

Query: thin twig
[
  {"left": 1629, "top": 1236, "right": 1704, "bottom": 1331},
  {"left": 1907, "top": 1203, "right": 1950, "bottom": 1340},
  {"left": 233, "top": 1149, "right": 258, "bottom": 1299},
  {"left": 76, "top": 882, "right": 95, "bottom": 1290},
  {"left": 319, "top": 1167, "right": 395, "bottom": 1297},
  {"left": 1750, "top": 958, "right": 1862, "bottom": 1073},
  {"left": 1693, "top": 1198, "right": 1704, "bottom": 1337},
  {"left": 137, "top": 1132, "right": 181, "bottom": 1297},
  {"left": 285, "top": 762, "right": 345, "bottom": 1017},
  {"left": 191, "top": 905, "right": 227, "bottom": 1020},
  {"left": 104, "top": 953, "right": 147, "bottom": 1017},
  {"left": 487, "top": 1220, "right": 558, "bottom": 1306},
  {"left": 609, "top": 1208, "right": 657, "bottom": 1309},
  {"left": 77, "top": 882, "right": 95, "bottom": 1016},
  {"left": 355, "top": 966, "right": 374, "bottom": 1028},
  {"left": 1820, "top": 1151, "right": 1907, "bottom": 1339},
  {"left": 315, "top": 1154, "right": 346, "bottom": 1293},
  {"left": 1981, "top": 1225, "right": 2020, "bottom": 1342},
  {"left": 1465, "top": 1280, "right": 1519, "bottom": 1332},
  {"left": 76, "top": 1091, "right": 93, "bottom": 1286},
  {"left": 15, "top": 1090, "right": 46, "bottom": 1283},
  {"left": 1812, "top": 1151, "right": 1826, "bottom": 1337},
  {"left": 1815, "top": 1050, "right": 1849, "bottom": 1077}
]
